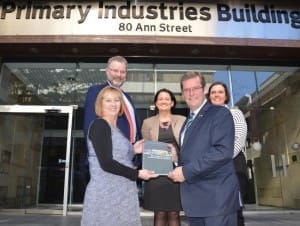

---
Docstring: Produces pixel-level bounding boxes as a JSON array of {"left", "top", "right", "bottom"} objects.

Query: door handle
[
  {"left": 270, "top": 154, "right": 276, "bottom": 178},
  {"left": 281, "top": 154, "right": 288, "bottom": 177},
  {"left": 58, "top": 159, "right": 66, "bottom": 164}
]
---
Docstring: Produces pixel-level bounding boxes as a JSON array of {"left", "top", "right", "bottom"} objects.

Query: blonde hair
[{"left": 95, "top": 86, "right": 124, "bottom": 117}]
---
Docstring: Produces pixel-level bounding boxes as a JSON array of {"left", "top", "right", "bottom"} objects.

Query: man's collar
[{"left": 192, "top": 99, "right": 207, "bottom": 116}]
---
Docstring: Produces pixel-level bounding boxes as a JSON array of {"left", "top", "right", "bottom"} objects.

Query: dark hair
[
  {"left": 207, "top": 81, "right": 230, "bottom": 104},
  {"left": 153, "top": 88, "right": 176, "bottom": 112}
]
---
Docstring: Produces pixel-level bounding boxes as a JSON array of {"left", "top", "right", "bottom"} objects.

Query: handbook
[{"left": 142, "top": 140, "right": 173, "bottom": 175}]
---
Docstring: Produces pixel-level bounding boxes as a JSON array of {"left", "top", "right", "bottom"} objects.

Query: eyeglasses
[
  {"left": 109, "top": 68, "right": 126, "bottom": 75},
  {"left": 182, "top": 86, "right": 203, "bottom": 94}
]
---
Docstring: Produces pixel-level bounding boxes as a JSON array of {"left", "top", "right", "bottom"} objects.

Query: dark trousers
[
  {"left": 236, "top": 172, "right": 248, "bottom": 226},
  {"left": 237, "top": 207, "right": 244, "bottom": 226},
  {"left": 234, "top": 152, "right": 249, "bottom": 226},
  {"left": 189, "top": 212, "right": 237, "bottom": 226}
]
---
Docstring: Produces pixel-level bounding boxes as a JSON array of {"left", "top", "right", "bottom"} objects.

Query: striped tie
[
  {"left": 185, "top": 112, "right": 195, "bottom": 130},
  {"left": 117, "top": 87, "right": 135, "bottom": 143}
]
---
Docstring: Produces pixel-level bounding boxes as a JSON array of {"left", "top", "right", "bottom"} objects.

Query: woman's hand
[
  {"left": 133, "top": 139, "right": 144, "bottom": 154},
  {"left": 138, "top": 169, "right": 158, "bottom": 180},
  {"left": 167, "top": 143, "right": 178, "bottom": 164}
]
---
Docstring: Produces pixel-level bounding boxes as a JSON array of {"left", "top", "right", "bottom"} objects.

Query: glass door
[
  {"left": 0, "top": 105, "right": 74, "bottom": 215},
  {"left": 251, "top": 93, "right": 299, "bottom": 208},
  {"left": 229, "top": 68, "right": 300, "bottom": 209}
]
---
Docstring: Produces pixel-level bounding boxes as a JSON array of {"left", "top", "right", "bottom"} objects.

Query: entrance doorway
[
  {"left": 1, "top": 61, "right": 299, "bottom": 212},
  {"left": 0, "top": 105, "right": 74, "bottom": 215}
]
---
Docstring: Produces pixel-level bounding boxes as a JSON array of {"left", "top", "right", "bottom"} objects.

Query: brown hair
[
  {"left": 95, "top": 86, "right": 124, "bottom": 117},
  {"left": 180, "top": 71, "right": 206, "bottom": 91}
]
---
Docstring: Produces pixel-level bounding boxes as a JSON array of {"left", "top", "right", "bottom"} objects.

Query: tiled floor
[{"left": 1, "top": 206, "right": 300, "bottom": 226}]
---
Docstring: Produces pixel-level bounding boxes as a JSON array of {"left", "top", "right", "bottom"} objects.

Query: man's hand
[{"left": 168, "top": 166, "right": 185, "bottom": 182}]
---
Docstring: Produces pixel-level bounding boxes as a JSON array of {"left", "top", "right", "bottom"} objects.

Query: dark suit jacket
[
  {"left": 83, "top": 81, "right": 141, "bottom": 141},
  {"left": 179, "top": 101, "right": 240, "bottom": 217}
]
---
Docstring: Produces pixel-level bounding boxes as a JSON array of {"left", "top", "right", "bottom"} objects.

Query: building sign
[{"left": 0, "top": 1, "right": 299, "bottom": 40}]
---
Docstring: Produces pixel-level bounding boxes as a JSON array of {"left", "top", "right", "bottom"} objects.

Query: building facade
[{"left": 0, "top": 0, "right": 299, "bottom": 215}]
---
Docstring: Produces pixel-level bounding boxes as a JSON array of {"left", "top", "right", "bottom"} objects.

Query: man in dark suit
[
  {"left": 83, "top": 55, "right": 141, "bottom": 142},
  {"left": 168, "top": 71, "right": 240, "bottom": 226},
  {"left": 83, "top": 56, "right": 142, "bottom": 172}
]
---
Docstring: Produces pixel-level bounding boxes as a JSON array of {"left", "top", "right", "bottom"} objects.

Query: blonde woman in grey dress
[{"left": 81, "top": 86, "right": 157, "bottom": 226}]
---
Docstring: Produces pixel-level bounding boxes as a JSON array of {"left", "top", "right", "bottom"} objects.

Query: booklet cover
[{"left": 142, "top": 140, "right": 173, "bottom": 175}]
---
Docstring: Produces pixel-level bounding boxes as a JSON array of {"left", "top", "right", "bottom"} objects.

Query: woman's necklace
[
  {"left": 159, "top": 121, "right": 171, "bottom": 130},
  {"left": 159, "top": 113, "right": 171, "bottom": 130}
]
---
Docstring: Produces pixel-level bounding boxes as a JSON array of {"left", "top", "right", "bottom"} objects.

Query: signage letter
[
  {"left": 78, "top": 5, "right": 91, "bottom": 24},
  {"left": 1, "top": 3, "right": 16, "bottom": 19},
  {"left": 217, "top": 3, "right": 231, "bottom": 21}
]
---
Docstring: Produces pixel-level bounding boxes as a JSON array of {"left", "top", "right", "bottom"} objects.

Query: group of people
[{"left": 81, "top": 56, "right": 248, "bottom": 226}]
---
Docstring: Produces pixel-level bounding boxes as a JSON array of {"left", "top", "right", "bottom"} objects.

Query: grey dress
[{"left": 81, "top": 120, "right": 141, "bottom": 226}]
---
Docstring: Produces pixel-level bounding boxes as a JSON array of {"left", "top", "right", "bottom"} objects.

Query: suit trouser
[
  {"left": 188, "top": 212, "right": 237, "bottom": 226},
  {"left": 234, "top": 152, "right": 249, "bottom": 226},
  {"left": 237, "top": 172, "right": 248, "bottom": 226}
]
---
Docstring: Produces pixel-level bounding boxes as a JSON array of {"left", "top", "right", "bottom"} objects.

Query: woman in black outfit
[{"left": 142, "top": 89, "right": 186, "bottom": 226}]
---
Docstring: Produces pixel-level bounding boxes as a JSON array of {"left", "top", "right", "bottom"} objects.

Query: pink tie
[{"left": 122, "top": 99, "right": 135, "bottom": 143}]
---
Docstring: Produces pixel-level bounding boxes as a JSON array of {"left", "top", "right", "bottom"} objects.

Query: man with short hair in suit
[
  {"left": 83, "top": 55, "right": 141, "bottom": 142},
  {"left": 83, "top": 56, "right": 142, "bottom": 172},
  {"left": 168, "top": 71, "right": 240, "bottom": 226}
]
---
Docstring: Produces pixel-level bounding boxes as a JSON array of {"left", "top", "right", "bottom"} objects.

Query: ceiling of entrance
[{"left": 1, "top": 62, "right": 216, "bottom": 108}]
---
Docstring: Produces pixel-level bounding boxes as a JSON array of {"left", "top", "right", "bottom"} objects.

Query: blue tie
[{"left": 185, "top": 112, "right": 195, "bottom": 130}]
